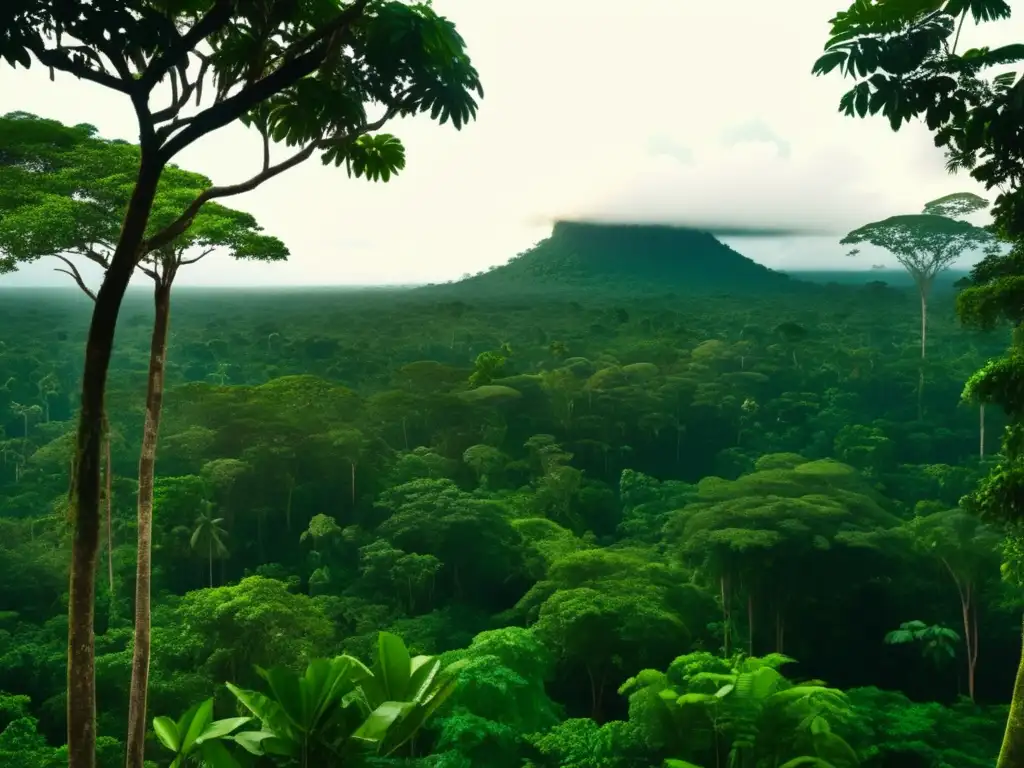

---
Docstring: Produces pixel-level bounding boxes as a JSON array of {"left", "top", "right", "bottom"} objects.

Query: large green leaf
[
  {"left": 350, "top": 700, "right": 414, "bottom": 747},
  {"left": 181, "top": 698, "right": 214, "bottom": 754},
  {"left": 226, "top": 683, "right": 297, "bottom": 744},
  {"left": 375, "top": 631, "right": 413, "bottom": 701},
  {"left": 231, "top": 729, "right": 279, "bottom": 756},
  {"left": 152, "top": 716, "right": 180, "bottom": 752},
  {"left": 197, "top": 716, "right": 252, "bottom": 744}
]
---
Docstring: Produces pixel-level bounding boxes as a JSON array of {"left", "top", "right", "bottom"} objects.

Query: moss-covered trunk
[{"left": 997, "top": 615, "right": 1024, "bottom": 768}]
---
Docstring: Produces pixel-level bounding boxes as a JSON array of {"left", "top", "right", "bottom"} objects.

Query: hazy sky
[{"left": 0, "top": 1, "right": 1011, "bottom": 287}]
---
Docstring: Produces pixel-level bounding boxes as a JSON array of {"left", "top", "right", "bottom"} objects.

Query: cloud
[{"left": 0, "top": 0, "right": 1012, "bottom": 286}]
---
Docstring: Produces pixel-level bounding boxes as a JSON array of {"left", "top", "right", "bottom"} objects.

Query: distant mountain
[{"left": 432, "top": 221, "right": 808, "bottom": 296}]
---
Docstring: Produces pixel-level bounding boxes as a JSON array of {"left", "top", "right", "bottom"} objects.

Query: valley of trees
[
  {"left": 0, "top": 281, "right": 1018, "bottom": 768},
  {"left": 0, "top": 0, "right": 1023, "bottom": 767}
]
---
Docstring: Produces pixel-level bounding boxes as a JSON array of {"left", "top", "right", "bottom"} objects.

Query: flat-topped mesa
[{"left": 444, "top": 220, "right": 808, "bottom": 296}]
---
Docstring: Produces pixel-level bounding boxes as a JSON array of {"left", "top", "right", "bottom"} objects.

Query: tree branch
[
  {"left": 52, "top": 255, "right": 96, "bottom": 301},
  {"left": 282, "top": 0, "right": 372, "bottom": 63},
  {"left": 81, "top": 247, "right": 112, "bottom": 271},
  {"left": 158, "top": 0, "right": 371, "bottom": 161},
  {"left": 180, "top": 247, "right": 217, "bottom": 266},
  {"left": 27, "top": 42, "right": 130, "bottom": 93},
  {"left": 146, "top": 141, "right": 321, "bottom": 251},
  {"left": 148, "top": 103, "right": 399, "bottom": 253},
  {"left": 140, "top": 0, "right": 235, "bottom": 93},
  {"left": 134, "top": 261, "right": 160, "bottom": 283}
]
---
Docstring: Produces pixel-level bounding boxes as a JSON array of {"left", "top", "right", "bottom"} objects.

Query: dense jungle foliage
[
  {"left": 2, "top": 0, "right": 1023, "bottom": 766},
  {"left": 0, "top": 279, "right": 1017, "bottom": 767}
]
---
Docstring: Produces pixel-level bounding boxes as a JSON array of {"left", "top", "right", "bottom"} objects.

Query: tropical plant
[
  {"left": 152, "top": 699, "right": 251, "bottom": 768},
  {"left": 884, "top": 620, "right": 960, "bottom": 667},
  {"left": 221, "top": 631, "right": 462, "bottom": 766},
  {"left": 623, "top": 653, "right": 859, "bottom": 768}
]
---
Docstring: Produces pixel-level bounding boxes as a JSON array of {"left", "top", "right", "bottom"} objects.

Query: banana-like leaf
[
  {"left": 181, "top": 698, "right": 214, "bottom": 753},
  {"left": 153, "top": 716, "right": 180, "bottom": 752},
  {"left": 380, "top": 664, "right": 461, "bottom": 755},
  {"left": 374, "top": 632, "right": 413, "bottom": 702},
  {"left": 231, "top": 729, "right": 279, "bottom": 756},
  {"left": 350, "top": 700, "right": 415, "bottom": 747},
  {"left": 197, "top": 717, "right": 252, "bottom": 744},
  {"left": 226, "top": 683, "right": 298, "bottom": 746}
]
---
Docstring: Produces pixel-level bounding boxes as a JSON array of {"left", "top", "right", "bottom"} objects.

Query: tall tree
[
  {"left": 0, "top": 112, "right": 290, "bottom": 766},
  {"left": 813, "top": 1, "right": 1023, "bottom": 763},
  {"left": 840, "top": 198, "right": 994, "bottom": 358},
  {"left": 0, "top": 4, "right": 482, "bottom": 766}
]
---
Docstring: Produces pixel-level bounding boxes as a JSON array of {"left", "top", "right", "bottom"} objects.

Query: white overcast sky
[{"left": 0, "top": 1, "right": 1012, "bottom": 287}]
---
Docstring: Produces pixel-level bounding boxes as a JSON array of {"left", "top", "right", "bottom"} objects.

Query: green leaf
[
  {"left": 812, "top": 50, "right": 849, "bottom": 75},
  {"left": 153, "top": 716, "right": 180, "bottom": 752},
  {"left": 376, "top": 632, "right": 412, "bottom": 701},
  {"left": 181, "top": 698, "right": 214, "bottom": 753},
  {"left": 197, "top": 717, "right": 252, "bottom": 743},
  {"left": 232, "top": 730, "right": 278, "bottom": 756},
  {"left": 351, "top": 700, "right": 414, "bottom": 747}
]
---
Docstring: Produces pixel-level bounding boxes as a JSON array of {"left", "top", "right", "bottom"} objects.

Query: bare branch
[
  {"left": 134, "top": 261, "right": 160, "bottom": 283},
  {"left": 159, "top": 0, "right": 371, "bottom": 161},
  {"left": 91, "top": 40, "right": 135, "bottom": 83},
  {"left": 261, "top": 130, "right": 271, "bottom": 172},
  {"left": 180, "top": 247, "right": 217, "bottom": 266},
  {"left": 146, "top": 141, "right": 320, "bottom": 252},
  {"left": 52, "top": 255, "right": 96, "bottom": 301},
  {"left": 154, "top": 56, "right": 213, "bottom": 136},
  {"left": 81, "top": 247, "right": 112, "bottom": 271}
]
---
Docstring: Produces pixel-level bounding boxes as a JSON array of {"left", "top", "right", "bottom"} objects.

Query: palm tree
[{"left": 190, "top": 501, "right": 229, "bottom": 587}]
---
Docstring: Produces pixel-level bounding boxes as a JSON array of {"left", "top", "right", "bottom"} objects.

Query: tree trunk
[
  {"left": 996, "top": 614, "right": 1024, "bottom": 768},
  {"left": 721, "top": 575, "right": 731, "bottom": 658},
  {"left": 209, "top": 539, "right": 214, "bottom": 588},
  {"left": 125, "top": 282, "right": 172, "bottom": 768},
  {"left": 980, "top": 403, "right": 986, "bottom": 459},
  {"left": 104, "top": 414, "right": 113, "bottom": 595},
  {"left": 920, "top": 290, "right": 928, "bottom": 359},
  {"left": 350, "top": 460, "right": 356, "bottom": 506},
  {"left": 68, "top": 156, "right": 163, "bottom": 768},
  {"left": 747, "top": 594, "right": 754, "bottom": 656}
]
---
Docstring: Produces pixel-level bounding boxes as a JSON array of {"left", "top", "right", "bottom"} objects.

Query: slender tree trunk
[
  {"left": 104, "top": 413, "right": 113, "bottom": 595},
  {"left": 920, "top": 290, "right": 928, "bottom": 359},
  {"left": 350, "top": 460, "right": 356, "bottom": 506},
  {"left": 720, "top": 575, "right": 731, "bottom": 657},
  {"left": 209, "top": 539, "right": 214, "bottom": 588},
  {"left": 68, "top": 156, "right": 163, "bottom": 768},
  {"left": 996, "top": 614, "right": 1024, "bottom": 768},
  {"left": 980, "top": 403, "right": 986, "bottom": 459},
  {"left": 126, "top": 281, "right": 173, "bottom": 768},
  {"left": 747, "top": 594, "right": 754, "bottom": 656}
]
